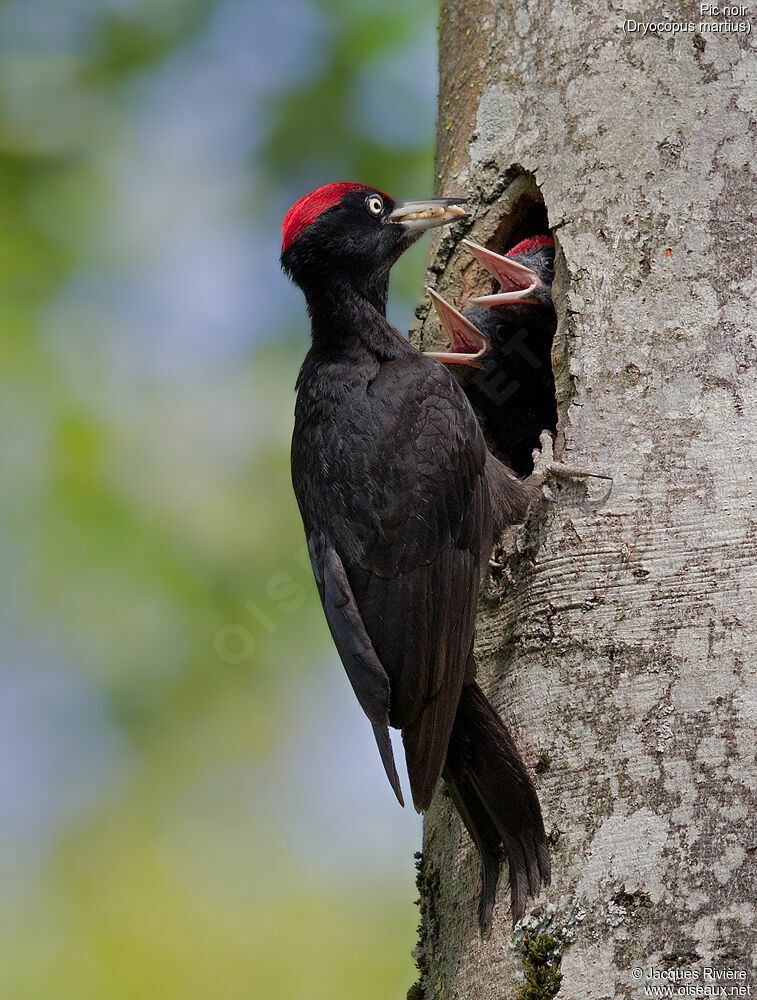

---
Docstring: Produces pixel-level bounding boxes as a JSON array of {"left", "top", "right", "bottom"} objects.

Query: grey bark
[{"left": 410, "top": 3, "right": 757, "bottom": 997}]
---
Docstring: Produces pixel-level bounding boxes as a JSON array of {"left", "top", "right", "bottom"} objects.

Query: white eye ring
[{"left": 366, "top": 195, "right": 383, "bottom": 216}]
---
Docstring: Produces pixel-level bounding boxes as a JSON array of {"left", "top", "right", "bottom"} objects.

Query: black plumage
[{"left": 281, "top": 183, "right": 549, "bottom": 931}]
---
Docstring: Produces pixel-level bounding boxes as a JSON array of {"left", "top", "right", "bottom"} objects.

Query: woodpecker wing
[
  {"left": 293, "top": 354, "right": 492, "bottom": 812},
  {"left": 308, "top": 531, "right": 405, "bottom": 806}
]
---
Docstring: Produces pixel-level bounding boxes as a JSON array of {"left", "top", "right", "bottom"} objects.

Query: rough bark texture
[{"left": 410, "top": 4, "right": 757, "bottom": 998}]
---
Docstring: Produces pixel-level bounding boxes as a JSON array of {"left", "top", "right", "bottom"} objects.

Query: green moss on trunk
[{"left": 515, "top": 933, "right": 564, "bottom": 1000}]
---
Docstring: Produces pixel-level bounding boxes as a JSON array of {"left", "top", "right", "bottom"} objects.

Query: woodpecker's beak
[
  {"left": 464, "top": 239, "right": 544, "bottom": 306},
  {"left": 389, "top": 198, "right": 467, "bottom": 234},
  {"left": 425, "top": 288, "right": 489, "bottom": 368}
]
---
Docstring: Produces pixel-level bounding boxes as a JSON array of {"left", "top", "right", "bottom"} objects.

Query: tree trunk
[{"left": 410, "top": 5, "right": 757, "bottom": 998}]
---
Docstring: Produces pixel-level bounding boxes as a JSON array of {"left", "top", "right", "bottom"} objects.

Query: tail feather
[
  {"left": 445, "top": 776, "right": 502, "bottom": 937},
  {"left": 444, "top": 681, "right": 550, "bottom": 932}
]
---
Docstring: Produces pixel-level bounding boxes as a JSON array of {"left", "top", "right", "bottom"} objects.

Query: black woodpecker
[{"left": 281, "top": 182, "right": 550, "bottom": 933}]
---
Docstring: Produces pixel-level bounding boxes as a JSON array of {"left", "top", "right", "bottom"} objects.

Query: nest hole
[{"left": 459, "top": 174, "right": 558, "bottom": 476}]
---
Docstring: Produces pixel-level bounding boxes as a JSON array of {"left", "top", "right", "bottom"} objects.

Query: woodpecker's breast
[{"left": 291, "top": 349, "right": 483, "bottom": 568}]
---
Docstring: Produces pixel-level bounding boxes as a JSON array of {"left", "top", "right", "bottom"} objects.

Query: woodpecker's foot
[{"left": 529, "top": 431, "right": 612, "bottom": 501}]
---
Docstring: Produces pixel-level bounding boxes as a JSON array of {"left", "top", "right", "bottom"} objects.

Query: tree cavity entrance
[{"left": 454, "top": 173, "right": 558, "bottom": 476}]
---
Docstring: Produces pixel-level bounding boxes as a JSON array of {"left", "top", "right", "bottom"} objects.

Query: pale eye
[{"left": 366, "top": 195, "right": 383, "bottom": 216}]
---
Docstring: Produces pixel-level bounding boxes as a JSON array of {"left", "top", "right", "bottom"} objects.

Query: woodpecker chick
[
  {"left": 282, "top": 182, "right": 550, "bottom": 933},
  {"left": 427, "top": 236, "right": 557, "bottom": 475}
]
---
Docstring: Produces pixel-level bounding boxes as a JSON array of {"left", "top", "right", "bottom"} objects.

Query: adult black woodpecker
[
  {"left": 281, "top": 181, "right": 550, "bottom": 933},
  {"left": 426, "top": 236, "right": 557, "bottom": 475}
]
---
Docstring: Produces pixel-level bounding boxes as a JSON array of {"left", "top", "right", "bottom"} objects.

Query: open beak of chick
[
  {"left": 426, "top": 239, "right": 545, "bottom": 366},
  {"left": 425, "top": 288, "right": 490, "bottom": 368}
]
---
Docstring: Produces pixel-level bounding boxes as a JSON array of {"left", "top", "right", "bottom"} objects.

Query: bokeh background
[{"left": 0, "top": 1, "right": 440, "bottom": 996}]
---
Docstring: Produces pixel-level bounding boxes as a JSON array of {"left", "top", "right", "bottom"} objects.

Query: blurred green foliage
[{"left": 0, "top": 0, "right": 438, "bottom": 996}]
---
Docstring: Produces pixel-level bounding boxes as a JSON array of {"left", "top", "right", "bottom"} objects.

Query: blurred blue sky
[
  {"left": 3, "top": 0, "right": 437, "bottom": 379},
  {"left": 0, "top": 1, "right": 438, "bottom": 993}
]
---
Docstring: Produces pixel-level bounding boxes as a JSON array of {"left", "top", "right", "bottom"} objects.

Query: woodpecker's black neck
[{"left": 301, "top": 270, "right": 407, "bottom": 360}]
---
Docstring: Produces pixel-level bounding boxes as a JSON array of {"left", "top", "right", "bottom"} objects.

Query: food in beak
[
  {"left": 396, "top": 205, "right": 466, "bottom": 222},
  {"left": 389, "top": 199, "right": 467, "bottom": 232}
]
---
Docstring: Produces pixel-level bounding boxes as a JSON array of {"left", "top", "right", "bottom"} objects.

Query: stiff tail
[{"left": 443, "top": 681, "right": 550, "bottom": 935}]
